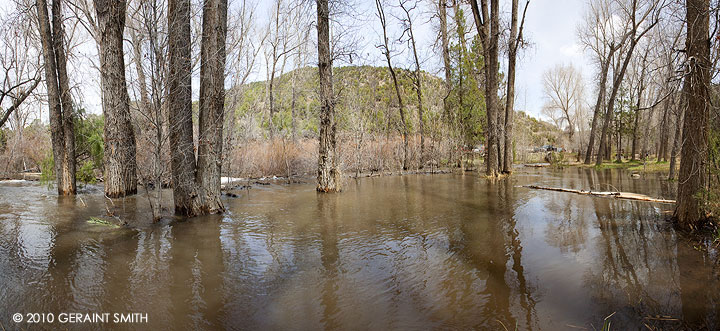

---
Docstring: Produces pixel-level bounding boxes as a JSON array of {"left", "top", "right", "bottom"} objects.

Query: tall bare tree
[
  {"left": 596, "top": 0, "right": 659, "bottom": 166},
  {"left": 503, "top": 0, "right": 529, "bottom": 173},
  {"left": 676, "top": 0, "right": 711, "bottom": 228},
  {"left": 399, "top": 0, "right": 425, "bottom": 167},
  {"left": 316, "top": 0, "right": 340, "bottom": 192},
  {"left": 470, "top": 0, "right": 500, "bottom": 176},
  {"left": 580, "top": 0, "right": 632, "bottom": 164},
  {"left": 376, "top": 0, "right": 409, "bottom": 170},
  {"left": 36, "top": 0, "right": 76, "bottom": 195},
  {"left": 541, "top": 63, "right": 585, "bottom": 143}
]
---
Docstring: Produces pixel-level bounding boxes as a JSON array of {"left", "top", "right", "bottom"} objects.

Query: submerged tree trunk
[
  {"left": 37, "top": 0, "right": 76, "bottom": 195},
  {"left": 167, "top": 0, "right": 228, "bottom": 216},
  {"left": 675, "top": 0, "right": 710, "bottom": 228},
  {"left": 196, "top": 0, "right": 227, "bottom": 213},
  {"left": 95, "top": 0, "right": 138, "bottom": 198},
  {"left": 168, "top": 0, "right": 199, "bottom": 215},
  {"left": 316, "top": 0, "right": 339, "bottom": 192}
]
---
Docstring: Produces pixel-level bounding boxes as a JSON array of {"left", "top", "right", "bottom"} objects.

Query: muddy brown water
[{"left": 0, "top": 168, "right": 718, "bottom": 330}]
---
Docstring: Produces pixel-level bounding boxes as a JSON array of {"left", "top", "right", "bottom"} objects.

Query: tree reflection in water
[{"left": 0, "top": 169, "right": 718, "bottom": 329}]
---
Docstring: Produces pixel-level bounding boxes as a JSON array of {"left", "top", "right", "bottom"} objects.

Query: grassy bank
[{"left": 564, "top": 157, "right": 673, "bottom": 174}]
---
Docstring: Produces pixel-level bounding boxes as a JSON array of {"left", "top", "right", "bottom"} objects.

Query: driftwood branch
[{"left": 523, "top": 185, "right": 675, "bottom": 204}]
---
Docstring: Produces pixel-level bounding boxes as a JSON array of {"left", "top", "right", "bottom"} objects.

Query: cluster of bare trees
[
  {"left": 575, "top": 0, "right": 716, "bottom": 227},
  {"left": 0, "top": 0, "right": 715, "bottom": 227}
]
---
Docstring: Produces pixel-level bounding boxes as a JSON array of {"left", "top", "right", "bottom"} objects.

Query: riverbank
[{"left": 552, "top": 157, "right": 673, "bottom": 175}]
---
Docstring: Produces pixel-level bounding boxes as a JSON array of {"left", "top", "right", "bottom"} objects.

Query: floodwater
[{"left": 0, "top": 168, "right": 718, "bottom": 330}]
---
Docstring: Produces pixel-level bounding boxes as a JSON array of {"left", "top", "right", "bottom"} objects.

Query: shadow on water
[{"left": 0, "top": 167, "right": 718, "bottom": 330}]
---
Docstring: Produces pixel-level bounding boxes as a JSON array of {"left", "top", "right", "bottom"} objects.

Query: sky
[
  {"left": 249, "top": 0, "right": 596, "bottom": 120},
  {"left": 513, "top": 0, "right": 594, "bottom": 117}
]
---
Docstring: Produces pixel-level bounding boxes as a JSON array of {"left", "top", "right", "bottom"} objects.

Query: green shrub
[{"left": 76, "top": 160, "right": 97, "bottom": 184}]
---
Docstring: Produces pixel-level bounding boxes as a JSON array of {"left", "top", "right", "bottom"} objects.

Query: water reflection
[{"left": 0, "top": 169, "right": 717, "bottom": 330}]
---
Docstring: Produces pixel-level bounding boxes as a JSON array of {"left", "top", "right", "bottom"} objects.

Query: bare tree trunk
[
  {"left": 630, "top": 52, "right": 648, "bottom": 161},
  {"left": 438, "top": 0, "right": 457, "bottom": 168},
  {"left": 669, "top": 105, "right": 684, "bottom": 180},
  {"left": 658, "top": 100, "right": 671, "bottom": 161},
  {"left": 37, "top": 0, "right": 76, "bottom": 195},
  {"left": 631, "top": 108, "right": 640, "bottom": 161},
  {"left": 376, "top": 0, "right": 408, "bottom": 171},
  {"left": 503, "top": 0, "right": 528, "bottom": 173},
  {"left": 196, "top": 0, "right": 227, "bottom": 213},
  {"left": 470, "top": 0, "right": 500, "bottom": 177},
  {"left": 585, "top": 59, "right": 610, "bottom": 164},
  {"left": 675, "top": 0, "right": 710, "bottom": 227},
  {"left": 168, "top": 0, "right": 199, "bottom": 215},
  {"left": 316, "top": 0, "right": 339, "bottom": 192},
  {"left": 95, "top": 0, "right": 138, "bottom": 198},
  {"left": 400, "top": 1, "right": 425, "bottom": 168},
  {"left": 290, "top": 67, "right": 298, "bottom": 141}
]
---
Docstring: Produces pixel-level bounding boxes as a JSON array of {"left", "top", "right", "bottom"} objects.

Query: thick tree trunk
[
  {"left": 95, "top": 0, "right": 138, "bottom": 198},
  {"left": 52, "top": 0, "right": 77, "bottom": 195},
  {"left": 196, "top": 0, "right": 227, "bottom": 213},
  {"left": 168, "top": 0, "right": 199, "bottom": 215},
  {"left": 675, "top": 0, "right": 710, "bottom": 227},
  {"left": 316, "top": 0, "right": 339, "bottom": 192},
  {"left": 37, "top": 0, "right": 76, "bottom": 195}
]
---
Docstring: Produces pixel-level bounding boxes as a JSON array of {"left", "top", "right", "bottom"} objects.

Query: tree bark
[
  {"left": 196, "top": 0, "right": 227, "bottom": 213},
  {"left": 36, "top": 0, "right": 76, "bottom": 195},
  {"left": 316, "top": 0, "right": 339, "bottom": 192},
  {"left": 95, "top": 0, "right": 138, "bottom": 198},
  {"left": 168, "top": 0, "right": 199, "bottom": 215},
  {"left": 675, "top": 0, "right": 710, "bottom": 227}
]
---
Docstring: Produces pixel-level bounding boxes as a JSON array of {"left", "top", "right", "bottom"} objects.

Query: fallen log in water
[{"left": 523, "top": 185, "right": 676, "bottom": 204}]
